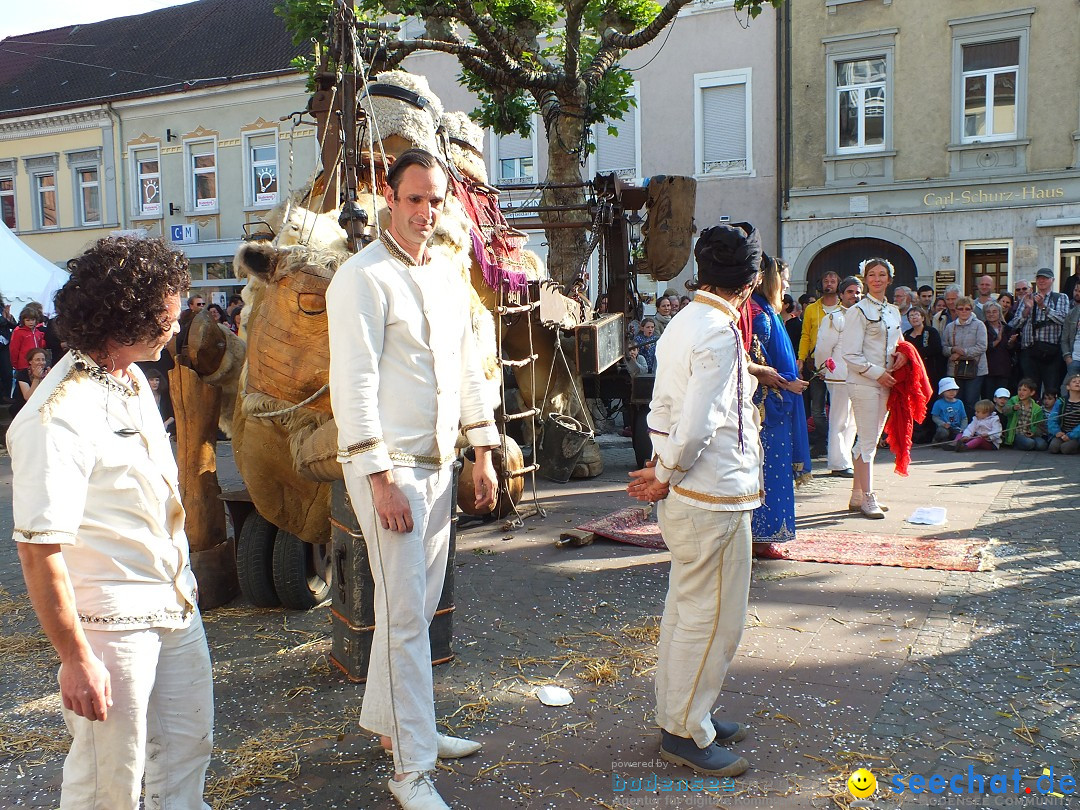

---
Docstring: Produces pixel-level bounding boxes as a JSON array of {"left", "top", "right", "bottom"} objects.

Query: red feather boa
[{"left": 885, "top": 340, "right": 932, "bottom": 476}]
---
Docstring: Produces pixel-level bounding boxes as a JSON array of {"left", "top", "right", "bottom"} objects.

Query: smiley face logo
[{"left": 847, "top": 768, "right": 877, "bottom": 799}]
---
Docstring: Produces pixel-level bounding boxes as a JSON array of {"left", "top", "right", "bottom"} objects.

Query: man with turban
[{"left": 628, "top": 222, "right": 764, "bottom": 777}]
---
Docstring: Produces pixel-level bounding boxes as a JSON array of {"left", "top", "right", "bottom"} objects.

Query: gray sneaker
[{"left": 660, "top": 730, "right": 749, "bottom": 777}]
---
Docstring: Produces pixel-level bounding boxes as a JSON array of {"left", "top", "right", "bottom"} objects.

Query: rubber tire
[
  {"left": 272, "top": 529, "right": 332, "bottom": 610},
  {"left": 236, "top": 513, "right": 280, "bottom": 607},
  {"left": 632, "top": 406, "right": 653, "bottom": 470}
]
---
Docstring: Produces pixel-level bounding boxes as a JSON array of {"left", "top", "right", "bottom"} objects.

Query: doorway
[
  {"left": 964, "top": 246, "right": 1010, "bottom": 297},
  {"left": 805, "top": 238, "right": 917, "bottom": 295}
]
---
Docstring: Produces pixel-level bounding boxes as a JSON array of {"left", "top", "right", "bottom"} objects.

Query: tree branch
[
  {"left": 564, "top": 1, "right": 585, "bottom": 83},
  {"left": 603, "top": 0, "right": 693, "bottom": 50},
  {"left": 453, "top": 0, "right": 524, "bottom": 79},
  {"left": 580, "top": 0, "right": 692, "bottom": 88}
]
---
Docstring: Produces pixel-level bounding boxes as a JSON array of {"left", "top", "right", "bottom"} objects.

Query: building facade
[
  {"left": 111, "top": 77, "right": 315, "bottom": 305},
  {"left": 0, "top": 108, "right": 120, "bottom": 265},
  {"left": 780, "top": 0, "right": 1080, "bottom": 298},
  {"left": 0, "top": 0, "right": 307, "bottom": 303}
]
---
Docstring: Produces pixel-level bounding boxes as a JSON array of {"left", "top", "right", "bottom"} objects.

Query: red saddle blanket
[{"left": 449, "top": 174, "right": 530, "bottom": 293}]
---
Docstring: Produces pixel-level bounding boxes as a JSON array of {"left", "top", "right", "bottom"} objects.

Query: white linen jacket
[
  {"left": 326, "top": 235, "right": 499, "bottom": 475},
  {"left": 813, "top": 303, "right": 848, "bottom": 383},
  {"left": 842, "top": 295, "right": 903, "bottom": 387},
  {"left": 648, "top": 290, "right": 763, "bottom": 511},
  {"left": 8, "top": 352, "right": 197, "bottom": 630}
]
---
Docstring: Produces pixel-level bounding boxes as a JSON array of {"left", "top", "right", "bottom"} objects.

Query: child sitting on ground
[
  {"left": 955, "top": 399, "right": 1002, "bottom": 451},
  {"left": 1002, "top": 378, "right": 1047, "bottom": 451},
  {"left": 931, "top": 377, "right": 968, "bottom": 443},
  {"left": 1042, "top": 391, "right": 1058, "bottom": 416},
  {"left": 1047, "top": 373, "right": 1080, "bottom": 455},
  {"left": 993, "top": 387, "right": 1010, "bottom": 421}
]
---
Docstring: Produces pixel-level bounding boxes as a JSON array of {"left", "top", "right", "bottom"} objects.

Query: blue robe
[{"left": 749, "top": 294, "right": 812, "bottom": 543}]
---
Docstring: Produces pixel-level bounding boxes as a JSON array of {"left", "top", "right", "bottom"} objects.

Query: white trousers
[
  {"left": 60, "top": 617, "right": 213, "bottom": 810},
  {"left": 343, "top": 463, "right": 453, "bottom": 774},
  {"left": 826, "top": 381, "right": 856, "bottom": 472},
  {"left": 848, "top": 383, "right": 890, "bottom": 497},
  {"left": 655, "top": 498, "right": 752, "bottom": 748}
]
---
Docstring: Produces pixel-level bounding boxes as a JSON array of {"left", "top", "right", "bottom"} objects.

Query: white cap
[
  {"left": 939, "top": 377, "right": 960, "bottom": 394},
  {"left": 994, "top": 387, "right": 1011, "bottom": 398}
]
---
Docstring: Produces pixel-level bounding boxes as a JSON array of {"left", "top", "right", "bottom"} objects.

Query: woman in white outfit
[{"left": 840, "top": 259, "right": 907, "bottom": 518}]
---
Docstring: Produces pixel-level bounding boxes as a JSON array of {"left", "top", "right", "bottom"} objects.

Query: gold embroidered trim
[
  {"left": 14, "top": 528, "right": 73, "bottom": 542},
  {"left": 462, "top": 420, "right": 495, "bottom": 432},
  {"left": 692, "top": 293, "right": 737, "bottom": 320},
  {"left": 340, "top": 437, "right": 384, "bottom": 456},
  {"left": 380, "top": 231, "right": 422, "bottom": 267},
  {"left": 389, "top": 451, "right": 456, "bottom": 467},
  {"left": 671, "top": 485, "right": 764, "bottom": 505},
  {"left": 79, "top": 607, "right": 192, "bottom": 625},
  {"left": 657, "top": 457, "right": 689, "bottom": 473}
]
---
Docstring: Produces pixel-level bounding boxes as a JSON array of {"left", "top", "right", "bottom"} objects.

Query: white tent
[{"left": 0, "top": 221, "right": 69, "bottom": 316}]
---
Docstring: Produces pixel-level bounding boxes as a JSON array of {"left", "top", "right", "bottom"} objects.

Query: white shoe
[
  {"left": 848, "top": 495, "right": 888, "bottom": 512},
  {"left": 384, "top": 734, "right": 482, "bottom": 760},
  {"left": 388, "top": 772, "right": 451, "bottom": 810},
  {"left": 436, "top": 734, "right": 482, "bottom": 758},
  {"left": 860, "top": 492, "right": 886, "bottom": 520}
]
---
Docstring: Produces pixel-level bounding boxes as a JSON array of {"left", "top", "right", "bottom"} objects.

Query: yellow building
[{"left": 0, "top": 108, "right": 119, "bottom": 266}]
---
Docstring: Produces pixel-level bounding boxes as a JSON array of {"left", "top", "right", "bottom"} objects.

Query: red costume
[{"left": 885, "top": 340, "right": 932, "bottom": 476}]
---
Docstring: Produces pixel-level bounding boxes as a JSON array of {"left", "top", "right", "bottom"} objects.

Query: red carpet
[{"left": 580, "top": 508, "right": 991, "bottom": 571}]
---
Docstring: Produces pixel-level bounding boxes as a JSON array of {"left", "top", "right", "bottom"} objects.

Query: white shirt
[
  {"left": 327, "top": 234, "right": 500, "bottom": 475},
  {"left": 814, "top": 303, "right": 848, "bottom": 383},
  {"left": 8, "top": 352, "right": 197, "bottom": 630},
  {"left": 842, "top": 295, "right": 903, "bottom": 387},
  {"left": 648, "top": 290, "right": 763, "bottom": 511}
]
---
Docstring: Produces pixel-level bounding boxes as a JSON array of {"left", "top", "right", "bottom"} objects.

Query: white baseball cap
[
  {"left": 938, "top": 377, "right": 960, "bottom": 394},
  {"left": 994, "top": 387, "right": 1011, "bottom": 398}
]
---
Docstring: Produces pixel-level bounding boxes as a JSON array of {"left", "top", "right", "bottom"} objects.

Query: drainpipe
[
  {"left": 775, "top": 1, "right": 792, "bottom": 266},
  {"left": 107, "top": 102, "right": 124, "bottom": 229}
]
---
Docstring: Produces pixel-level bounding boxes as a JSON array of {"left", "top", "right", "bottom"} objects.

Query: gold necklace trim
[{"left": 380, "top": 231, "right": 423, "bottom": 267}]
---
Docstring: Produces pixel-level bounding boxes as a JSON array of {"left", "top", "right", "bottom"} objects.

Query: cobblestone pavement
[{"left": 0, "top": 436, "right": 1077, "bottom": 809}]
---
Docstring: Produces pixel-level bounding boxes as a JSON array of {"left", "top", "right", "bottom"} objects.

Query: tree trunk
[{"left": 542, "top": 95, "right": 591, "bottom": 289}]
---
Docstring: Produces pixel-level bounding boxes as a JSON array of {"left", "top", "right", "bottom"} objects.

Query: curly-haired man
[{"left": 8, "top": 236, "right": 213, "bottom": 809}]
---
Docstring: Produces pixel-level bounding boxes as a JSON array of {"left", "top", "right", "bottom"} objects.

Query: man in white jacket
[
  {"left": 326, "top": 149, "right": 499, "bottom": 810},
  {"left": 815, "top": 276, "right": 862, "bottom": 477},
  {"left": 628, "top": 223, "right": 763, "bottom": 778}
]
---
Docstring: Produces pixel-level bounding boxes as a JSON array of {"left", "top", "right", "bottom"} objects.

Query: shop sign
[{"left": 923, "top": 185, "right": 1065, "bottom": 207}]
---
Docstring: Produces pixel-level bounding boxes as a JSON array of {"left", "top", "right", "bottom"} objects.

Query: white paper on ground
[
  {"left": 905, "top": 507, "right": 947, "bottom": 525},
  {"left": 536, "top": 685, "right": 574, "bottom": 706}
]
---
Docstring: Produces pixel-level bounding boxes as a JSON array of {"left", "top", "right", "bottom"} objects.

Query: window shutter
[
  {"left": 498, "top": 131, "right": 532, "bottom": 161},
  {"left": 596, "top": 104, "right": 637, "bottom": 177},
  {"left": 702, "top": 83, "right": 746, "bottom": 170}
]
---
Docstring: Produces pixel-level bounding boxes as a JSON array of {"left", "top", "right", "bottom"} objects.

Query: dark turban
[{"left": 694, "top": 222, "right": 762, "bottom": 289}]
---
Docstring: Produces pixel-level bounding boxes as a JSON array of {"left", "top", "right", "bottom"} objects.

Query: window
[
  {"left": 76, "top": 167, "right": 101, "bottom": 225},
  {"left": 133, "top": 147, "right": 162, "bottom": 217},
  {"left": 949, "top": 9, "right": 1031, "bottom": 151},
  {"left": 594, "top": 85, "right": 640, "bottom": 180},
  {"left": 1, "top": 177, "right": 15, "bottom": 229},
  {"left": 836, "top": 57, "right": 886, "bottom": 151},
  {"left": 495, "top": 129, "right": 536, "bottom": 186},
  {"left": 244, "top": 132, "right": 279, "bottom": 207},
  {"left": 694, "top": 69, "right": 752, "bottom": 177},
  {"left": 34, "top": 173, "right": 57, "bottom": 229},
  {"left": 961, "top": 39, "right": 1018, "bottom": 142},
  {"left": 185, "top": 139, "right": 218, "bottom": 212}
]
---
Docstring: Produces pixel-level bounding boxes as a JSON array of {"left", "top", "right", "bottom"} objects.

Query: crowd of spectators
[{"left": 2, "top": 291, "right": 246, "bottom": 437}]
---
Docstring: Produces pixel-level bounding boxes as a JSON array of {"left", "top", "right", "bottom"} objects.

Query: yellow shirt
[{"left": 798, "top": 298, "right": 832, "bottom": 363}]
